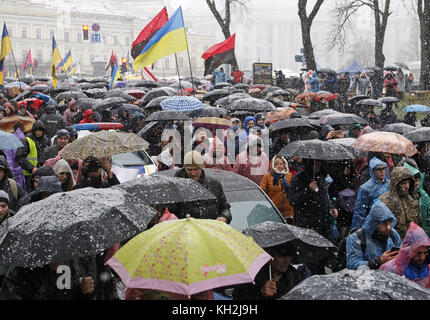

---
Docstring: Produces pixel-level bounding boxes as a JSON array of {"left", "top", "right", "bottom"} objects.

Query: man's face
[
  {"left": 257, "top": 118, "right": 264, "bottom": 127},
  {"left": 411, "top": 246, "right": 429, "bottom": 266},
  {"left": 414, "top": 178, "right": 420, "bottom": 192},
  {"left": 376, "top": 220, "right": 392, "bottom": 236},
  {"left": 0, "top": 201, "right": 8, "bottom": 220},
  {"left": 398, "top": 180, "right": 411, "bottom": 197},
  {"left": 352, "top": 128, "right": 361, "bottom": 138},
  {"left": 271, "top": 252, "right": 292, "bottom": 273},
  {"left": 33, "top": 176, "right": 40, "bottom": 189},
  {"left": 34, "top": 129, "right": 43, "bottom": 138},
  {"left": 280, "top": 132, "right": 289, "bottom": 143},
  {"left": 57, "top": 136, "right": 69, "bottom": 148},
  {"left": 184, "top": 165, "right": 202, "bottom": 182},
  {"left": 373, "top": 167, "right": 386, "bottom": 181},
  {"left": 247, "top": 120, "right": 255, "bottom": 129}
]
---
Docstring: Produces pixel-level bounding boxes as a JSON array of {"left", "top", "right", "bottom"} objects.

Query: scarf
[{"left": 271, "top": 171, "right": 289, "bottom": 193}]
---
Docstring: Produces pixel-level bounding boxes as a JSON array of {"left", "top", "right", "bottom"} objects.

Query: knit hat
[
  {"left": 0, "top": 190, "right": 9, "bottom": 205},
  {"left": 183, "top": 151, "right": 204, "bottom": 168},
  {"left": 56, "top": 129, "right": 70, "bottom": 140}
]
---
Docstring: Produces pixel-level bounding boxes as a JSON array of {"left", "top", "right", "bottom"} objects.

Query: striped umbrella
[{"left": 160, "top": 96, "right": 204, "bottom": 112}]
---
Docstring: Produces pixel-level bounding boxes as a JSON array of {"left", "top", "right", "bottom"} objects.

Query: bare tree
[
  {"left": 205, "top": 0, "right": 249, "bottom": 70},
  {"left": 298, "top": 0, "right": 325, "bottom": 71}
]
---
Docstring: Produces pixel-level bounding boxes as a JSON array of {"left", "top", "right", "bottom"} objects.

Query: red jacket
[
  {"left": 79, "top": 109, "right": 95, "bottom": 124},
  {"left": 231, "top": 69, "right": 244, "bottom": 83}
]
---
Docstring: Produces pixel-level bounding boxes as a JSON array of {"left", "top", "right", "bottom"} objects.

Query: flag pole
[
  {"left": 174, "top": 53, "right": 183, "bottom": 96},
  {"left": 182, "top": 10, "right": 195, "bottom": 97},
  {"left": 9, "top": 49, "right": 22, "bottom": 91}
]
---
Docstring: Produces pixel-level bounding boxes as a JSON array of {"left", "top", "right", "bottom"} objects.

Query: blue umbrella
[
  {"left": 160, "top": 96, "right": 204, "bottom": 112},
  {"left": 0, "top": 130, "right": 24, "bottom": 150},
  {"left": 33, "top": 93, "right": 57, "bottom": 106},
  {"left": 402, "top": 104, "right": 430, "bottom": 113}
]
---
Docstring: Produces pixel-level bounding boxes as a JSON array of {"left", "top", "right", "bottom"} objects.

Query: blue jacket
[
  {"left": 213, "top": 70, "right": 227, "bottom": 84},
  {"left": 351, "top": 157, "right": 390, "bottom": 229},
  {"left": 307, "top": 71, "right": 321, "bottom": 92},
  {"left": 346, "top": 200, "right": 402, "bottom": 270},
  {"left": 403, "top": 257, "right": 430, "bottom": 281}
]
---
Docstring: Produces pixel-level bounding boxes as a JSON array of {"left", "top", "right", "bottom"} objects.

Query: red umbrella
[
  {"left": 124, "top": 89, "right": 146, "bottom": 99},
  {"left": 250, "top": 84, "right": 267, "bottom": 90},
  {"left": 18, "top": 98, "right": 44, "bottom": 112}
]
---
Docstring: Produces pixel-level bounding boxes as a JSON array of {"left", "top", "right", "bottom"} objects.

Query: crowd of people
[{"left": 0, "top": 64, "right": 430, "bottom": 300}]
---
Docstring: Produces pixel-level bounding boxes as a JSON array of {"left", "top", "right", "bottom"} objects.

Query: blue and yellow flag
[
  {"left": 0, "top": 23, "right": 12, "bottom": 85},
  {"left": 110, "top": 64, "right": 120, "bottom": 90},
  {"left": 51, "top": 37, "right": 62, "bottom": 88},
  {"left": 60, "top": 50, "right": 72, "bottom": 72},
  {"left": 69, "top": 63, "right": 77, "bottom": 74},
  {"left": 133, "top": 7, "right": 188, "bottom": 70}
]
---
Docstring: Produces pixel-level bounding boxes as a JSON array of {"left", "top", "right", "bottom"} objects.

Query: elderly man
[
  {"left": 174, "top": 151, "right": 232, "bottom": 224},
  {"left": 39, "top": 129, "right": 71, "bottom": 166}
]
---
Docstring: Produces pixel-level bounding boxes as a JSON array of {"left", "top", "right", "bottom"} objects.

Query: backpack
[{"left": 332, "top": 227, "right": 395, "bottom": 272}]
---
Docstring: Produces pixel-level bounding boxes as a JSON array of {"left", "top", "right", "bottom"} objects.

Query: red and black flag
[
  {"left": 106, "top": 50, "right": 116, "bottom": 71},
  {"left": 202, "top": 34, "right": 236, "bottom": 76},
  {"left": 131, "top": 7, "right": 169, "bottom": 60}
]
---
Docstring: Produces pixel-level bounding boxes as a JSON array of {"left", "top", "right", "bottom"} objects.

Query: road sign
[
  {"left": 92, "top": 33, "right": 100, "bottom": 43},
  {"left": 92, "top": 23, "right": 100, "bottom": 32}
]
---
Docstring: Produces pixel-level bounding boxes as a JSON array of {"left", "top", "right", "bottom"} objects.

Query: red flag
[
  {"left": 131, "top": 7, "right": 169, "bottom": 59},
  {"left": 23, "top": 49, "right": 32, "bottom": 71},
  {"left": 32, "top": 58, "right": 38, "bottom": 72},
  {"left": 106, "top": 50, "right": 115, "bottom": 71},
  {"left": 202, "top": 34, "right": 236, "bottom": 76}
]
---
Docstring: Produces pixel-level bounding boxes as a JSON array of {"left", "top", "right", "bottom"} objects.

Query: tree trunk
[{"left": 418, "top": 0, "right": 430, "bottom": 89}]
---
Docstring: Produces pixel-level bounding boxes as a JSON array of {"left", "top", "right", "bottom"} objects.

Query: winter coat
[
  {"left": 39, "top": 144, "right": 61, "bottom": 167},
  {"left": 379, "top": 166, "right": 421, "bottom": 239},
  {"left": 384, "top": 77, "right": 399, "bottom": 96},
  {"left": 39, "top": 109, "right": 66, "bottom": 139},
  {"left": 238, "top": 116, "right": 256, "bottom": 146},
  {"left": 260, "top": 157, "right": 294, "bottom": 218},
  {"left": 232, "top": 263, "right": 302, "bottom": 300},
  {"left": 325, "top": 75, "right": 336, "bottom": 93},
  {"left": 380, "top": 222, "right": 430, "bottom": 288},
  {"left": 79, "top": 109, "right": 96, "bottom": 124},
  {"left": 269, "top": 135, "right": 289, "bottom": 159},
  {"left": 336, "top": 77, "right": 350, "bottom": 93},
  {"left": 379, "top": 107, "right": 398, "bottom": 126},
  {"left": 404, "top": 163, "right": 430, "bottom": 237},
  {"left": 397, "top": 71, "right": 406, "bottom": 92},
  {"left": 351, "top": 157, "right": 390, "bottom": 229},
  {"left": 288, "top": 162, "right": 333, "bottom": 240},
  {"left": 0, "top": 156, "right": 25, "bottom": 212},
  {"left": 62, "top": 101, "right": 78, "bottom": 126},
  {"left": 212, "top": 70, "right": 227, "bottom": 84},
  {"left": 356, "top": 76, "right": 371, "bottom": 95},
  {"left": 346, "top": 200, "right": 402, "bottom": 270},
  {"left": 306, "top": 71, "right": 321, "bottom": 93},
  {"left": 403, "top": 112, "right": 416, "bottom": 126},
  {"left": 3, "top": 128, "right": 26, "bottom": 190},
  {"left": 174, "top": 168, "right": 232, "bottom": 223}
]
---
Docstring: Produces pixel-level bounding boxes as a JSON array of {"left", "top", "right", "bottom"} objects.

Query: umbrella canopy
[
  {"left": 403, "top": 127, "right": 430, "bottom": 143},
  {"left": 356, "top": 99, "right": 384, "bottom": 107},
  {"left": 308, "top": 109, "right": 341, "bottom": 119},
  {"left": 74, "top": 98, "right": 98, "bottom": 110},
  {"left": 170, "top": 80, "right": 194, "bottom": 89},
  {"left": 202, "top": 89, "right": 232, "bottom": 104},
  {"left": 61, "top": 131, "right": 149, "bottom": 160},
  {"left": 56, "top": 91, "right": 87, "bottom": 101},
  {"left": 192, "top": 117, "right": 232, "bottom": 130},
  {"left": 76, "top": 83, "right": 95, "bottom": 90},
  {"left": 234, "top": 83, "right": 250, "bottom": 91},
  {"left": 104, "top": 90, "right": 137, "bottom": 101},
  {"left": 295, "top": 92, "right": 318, "bottom": 104},
  {"left": 243, "top": 221, "right": 336, "bottom": 264},
  {"left": 124, "top": 89, "right": 146, "bottom": 99},
  {"left": 160, "top": 96, "right": 204, "bottom": 112},
  {"left": 145, "top": 110, "right": 190, "bottom": 122},
  {"left": 29, "top": 84, "right": 49, "bottom": 93},
  {"left": 119, "top": 104, "right": 142, "bottom": 115},
  {"left": 5, "top": 81, "right": 30, "bottom": 89},
  {"left": 318, "top": 113, "right": 368, "bottom": 126},
  {"left": 378, "top": 96, "right": 400, "bottom": 104},
  {"left": 32, "top": 93, "right": 57, "bottom": 106},
  {"left": 106, "top": 217, "right": 272, "bottom": 296},
  {"left": 0, "top": 130, "right": 24, "bottom": 150},
  {"left": 384, "top": 65, "right": 398, "bottom": 71},
  {"left": 315, "top": 91, "right": 338, "bottom": 102},
  {"left": 213, "top": 82, "right": 233, "bottom": 89},
  {"left": 269, "top": 117, "right": 314, "bottom": 132},
  {"left": 11, "top": 90, "right": 33, "bottom": 102},
  {"left": 95, "top": 97, "right": 128, "bottom": 113},
  {"left": 280, "top": 269, "right": 430, "bottom": 300},
  {"left": 189, "top": 106, "right": 228, "bottom": 118},
  {"left": 84, "top": 88, "right": 108, "bottom": 99},
  {"left": 403, "top": 104, "right": 430, "bottom": 113},
  {"left": 394, "top": 62, "right": 409, "bottom": 70},
  {"left": 380, "top": 123, "right": 416, "bottom": 135},
  {"left": 227, "top": 97, "right": 276, "bottom": 112},
  {"left": 260, "top": 86, "right": 282, "bottom": 97},
  {"left": 214, "top": 93, "right": 252, "bottom": 107},
  {"left": 318, "top": 68, "right": 337, "bottom": 74},
  {"left": 0, "top": 187, "right": 157, "bottom": 268},
  {"left": 0, "top": 116, "right": 35, "bottom": 133},
  {"left": 142, "top": 96, "right": 169, "bottom": 110},
  {"left": 348, "top": 95, "right": 369, "bottom": 104},
  {"left": 351, "top": 131, "right": 418, "bottom": 157},
  {"left": 130, "top": 80, "right": 159, "bottom": 88},
  {"left": 330, "top": 137, "right": 367, "bottom": 158},
  {"left": 265, "top": 108, "right": 299, "bottom": 125},
  {"left": 113, "top": 175, "right": 217, "bottom": 206},
  {"left": 141, "top": 87, "right": 175, "bottom": 105},
  {"left": 278, "top": 139, "right": 355, "bottom": 160}
]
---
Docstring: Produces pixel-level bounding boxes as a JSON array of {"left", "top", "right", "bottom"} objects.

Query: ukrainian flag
[
  {"left": 51, "top": 37, "right": 62, "bottom": 88},
  {"left": 60, "top": 50, "right": 72, "bottom": 72},
  {"left": 133, "top": 7, "right": 188, "bottom": 70},
  {"left": 69, "top": 63, "right": 77, "bottom": 74},
  {"left": 110, "top": 64, "right": 120, "bottom": 90},
  {"left": 0, "top": 23, "right": 12, "bottom": 85}
]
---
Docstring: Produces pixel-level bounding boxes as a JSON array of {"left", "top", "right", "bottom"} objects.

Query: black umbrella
[
  {"left": 95, "top": 97, "right": 128, "bottom": 113},
  {"left": 271, "top": 89, "right": 292, "bottom": 97},
  {"left": 11, "top": 90, "right": 33, "bottom": 102},
  {"left": 189, "top": 106, "right": 228, "bottom": 118},
  {"left": 230, "top": 110, "right": 254, "bottom": 118},
  {"left": 119, "top": 103, "right": 141, "bottom": 115},
  {"left": 227, "top": 98, "right": 276, "bottom": 112},
  {"left": 104, "top": 90, "right": 136, "bottom": 101},
  {"left": 308, "top": 109, "right": 341, "bottom": 119},
  {"left": 141, "top": 87, "right": 175, "bottom": 105},
  {"left": 269, "top": 118, "right": 314, "bottom": 132},
  {"left": 0, "top": 187, "right": 157, "bottom": 268},
  {"left": 87, "top": 77, "right": 106, "bottom": 83},
  {"left": 202, "top": 89, "right": 231, "bottom": 104},
  {"left": 380, "top": 123, "right": 416, "bottom": 135},
  {"left": 330, "top": 137, "right": 367, "bottom": 158},
  {"left": 92, "top": 82, "right": 109, "bottom": 89},
  {"left": 137, "top": 121, "right": 159, "bottom": 139},
  {"left": 317, "top": 68, "right": 337, "bottom": 75},
  {"left": 378, "top": 96, "right": 400, "bottom": 104},
  {"left": 182, "top": 77, "right": 202, "bottom": 86},
  {"left": 384, "top": 65, "right": 398, "bottom": 72},
  {"left": 234, "top": 83, "right": 249, "bottom": 91},
  {"left": 364, "top": 66, "right": 382, "bottom": 72},
  {"left": 29, "top": 84, "right": 49, "bottom": 93},
  {"left": 214, "top": 93, "right": 251, "bottom": 107},
  {"left": 74, "top": 98, "right": 98, "bottom": 110},
  {"left": 280, "top": 269, "right": 430, "bottom": 300},
  {"left": 34, "top": 76, "right": 50, "bottom": 82},
  {"left": 243, "top": 221, "right": 336, "bottom": 264},
  {"left": 114, "top": 175, "right": 217, "bottom": 207},
  {"left": 348, "top": 95, "right": 369, "bottom": 104},
  {"left": 213, "top": 82, "right": 233, "bottom": 89},
  {"left": 49, "top": 85, "right": 77, "bottom": 95},
  {"left": 318, "top": 113, "right": 368, "bottom": 126},
  {"left": 145, "top": 110, "right": 190, "bottom": 121},
  {"left": 76, "top": 83, "right": 95, "bottom": 90},
  {"left": 278, "top": 139, "right": 355, "bottom": 161},
  {"left": 260, "top": 86, "right": 282, "bottom": 98},
  {"left": 142, "top": 96, "right": 169, "bottom": 110},
  {"left": 56, "top": 91, "right": 87, "bottom": 101},
  {"left": 356, "top": 99, "right": 384, "bottom": 107},
  {"left": 403, "top": 127, "right": 430, "bottom": 143},
  {"left": 133, "top": 80, "right": 159, "bottom": 88},
  {"left": 84, "top": 88, "right": 108, "bottom": 99}
]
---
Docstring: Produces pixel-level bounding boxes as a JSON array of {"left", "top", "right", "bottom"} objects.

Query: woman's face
[
  {"left": 56, "top": 172, "right": 70, "bottom": 184},
  {"left": 274, "top": 158, "right": 285, "bottom": 172}
]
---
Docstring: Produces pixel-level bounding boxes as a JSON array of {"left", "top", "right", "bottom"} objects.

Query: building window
[
  {"left": 64, "top": 31, "right": 69, "bottom": 42},
  {"left": 21, "top": 27, "right": 27, "bottom": 38},
  {"left": 49, "top": 29, "right": 55, "bottom": 39},
  {"left": 164, "top": 58, "right": 169, "bottom": 69},
  {"left": 36, "top": 28, "right": 41, "bottom": 39},
  {"left": 22, "top": 50, "right": 27, "bottom": 62},
  {"left": 77, "top": 32, "right": 82, "bottom": 43}
]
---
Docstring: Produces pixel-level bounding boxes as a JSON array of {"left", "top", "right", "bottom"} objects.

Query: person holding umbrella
[
  {"left": 380, "top": 102, "right": 397, "bottom": 126},
  {"left": 403, "top": 111, "right": 417, "bottom": 127},
  {"left": 384, "top": 72, "right": 399, "bottom": 98}
]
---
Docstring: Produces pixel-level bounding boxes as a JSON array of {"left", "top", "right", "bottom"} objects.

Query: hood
[
  {"left": 369, "top": 157, "right": 389, "bottom": 183},
  {"left": 389, "top": 166, "right": 414, "bottom": 192},
  {"left": 31, "top": 120, "right": 45, "bottom": 135},
  {"left": 396, "top": 222, "right": 430, "bottom": 271},
  {"left": 30, "top": 175, "right": 62, "bottom": 198},
  {"left": 13, "top": 128, "right": 26, "bottom": 140},
  {"left": 53, "top": 159, "right": 76, "bottom": 186},
  {"left": 83, "top": 109, "right": 94, "bottom": 122},
  {"left": 348, "top": 123, "right": 362, "bottom": 137},
  {"left": 244, "top": 116, "right": 256, "bottom": 132},
  {"left": 404, "top": 162, "right": 424, "bottom": 190},
  {"left": 271, "top": 156, "right": 289, "bottom": 175},
  {"left": 0, "top": 155, "right": 12, "bottom": 179},
  {"left": 32, "top": 166, "right": 55, "bottom": 179},
  {"left": 362, "top": 200, "right": 397, "bottom": 236},
  {"left": 423, "top": 152, "right": 430, "bottom": 175}
]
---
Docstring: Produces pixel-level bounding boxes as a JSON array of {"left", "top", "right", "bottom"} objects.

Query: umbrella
[
  {"left": 0, "top": 116, "right": 35, "bottom": 133},
  {"left": 141, "top": 87, "right": 175, "bottom": 105},
  {"left": 106, "top": 217, "right": 272, "bottom": 296},
  {"left": 192, "top": 117, "right": 232, "bottom": 130},
  {"left": 84, "top": 88, "right": 108, "bottom": 99},
  {"left": 95, "top": 97, "right": 128, "bottom": 113},
  {"left": 142, "top": 96, "right": 169, "bottom": 110},
  {"left": 315, "top": 91, "right": 338, "bottom": 101},
  {"left": 113, "top": 175, "right": 217, "bottom": 206},
  {"left": 227, "top": 98, "right": 276, "bottom": 112},
  {"left": 213, "top": 82, "right": 233, "bottom": 89},
  {"left": 11, "top": 90, "right": 33, "bottom": 102},
  {"left": 189, "top": 106, "right": 228, "bottom": 118},
  {"left": 61, "top": 131, "right": 149, "bottom": 160},
  {"left": 76, "top": 83, "right": 95, "bottom": 90},
  {"left": 56, "top": 91, "right": 87, "bottom": 101},
  {"left": 170, "top": 80, "right": 194, "bottom": 89},
  {"left": 318, "top": 113, "right": 368, "bottom": 126},
  {"left": 348, "top": 95, "right": 369, "bottom": 104},
  {"left": 230, "top": 110, "right": 254, "bottom": 118},
  {"left": 351, "top": 131, "right": 418, "bottom": 157},
  {"left": 234, "top": 83, "right": 249, "bottom": 91},
  {"left": 29, "top": 84, "right": 49, "bottom": 93},
  {"left": 0, "top": 130, "right": 24, "bottom": 150},
  {"left": 137, "top": 121, "right": 159, "bottom": 139},
  {"left": 270, "top": 89, "right": 292, "bottom": 97},
  {"left": 214, "top": 93, "right": 252, "bottom": 107},
  {"left": 278, "top": 139, "right": 355, "bottom": 161},
  {"left": 120, "top": 104, "right": 142, "bottom": 115},
  {"left": 403, "top": 104, "right": 430, "bottom": 113},
  {"left": 104, "top": 90, "right": 136, "bottom": 101},
  {"left": 308, "top": 109, "right": 341, "bottom": 119},
  {"left": 74, "top": 98, "right": 98, "bottom": 110},
  {"left": 269, "top": 117, "right": 314, "bottom": 132},
  {"left": 394, "top": 62, "right": 409, "bottom": 70},
  {"left": 317, "top": 68, "right": 337, "bottom": 74},
  {"left": 380, "top": 123, "right": 416, "bottom": 135},
  {"left": 403, "top": 127, "right": 430, "bottom": 143},
  {"left": 260, "top": 86, "right": 282, "bottom": 98},
  {"left": 160, "top": 96, "right": 204, "bottom": 112},
  {"left": 145, "top": 110, "right": 190, "bottom": 122},
  {"left": 129, "top": 80, "right": 159, "bottom": 88},
  {"left": 93, "top": 82, "right": 109, "bottom": 89},
  {"left": 378, "top": 96, "right": 400, "bottom": 104},
  {"left": 124, "top": 89, "right": 146, "bottom": 99},
  {"left": 265, "top": 108, "right": 299, "bottom": 125},
  {"left": 4, "top": 81, "right": 30, "bottom": 89},
  {"left": 355, "top": 99, "right": 384, "bottom": 107},
  {"left": 364, "top": 66, "right": 382, "bottom": 72},
  {"left": 202, "top": 89, "right": 232, "bottom": 105},
  {"left": 33, "top": 93, "right": 57, "bottom": 106},
  {"left": 384, "top": 65, "right": 398, "bottom": 71},
  {"left": 330, "top": 137, "right": 367, "bottom": 158},
  {"left": 243, "top": 221, "right": 336, "bottom": 264},
  {"left": 280, "top": 269, "right": 430, "bottom": 300},
  {"left": 0, "top": 187, "right": 157, "bottom": 268}
]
